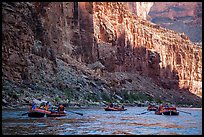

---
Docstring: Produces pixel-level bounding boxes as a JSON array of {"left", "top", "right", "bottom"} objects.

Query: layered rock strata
[
  {"left": 149, "top": 2, "right": 202, "bottom": 42},
  {"left": 92, "top": 2, "right": 202, "bottom": 97},
  {"left": 2, "top": 2, "right": 202, "bottom": 107}
]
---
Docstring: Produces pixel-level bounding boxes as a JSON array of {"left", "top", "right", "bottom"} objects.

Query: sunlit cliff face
[
  {"left": 2, "top": 2, "right": 202, "bottom": 101},
  {"left": 92, "top": 2, "right": 202, "bottom": 97},
  {"left": 125, "top": 2, "right": 154, "bottom": 20}
]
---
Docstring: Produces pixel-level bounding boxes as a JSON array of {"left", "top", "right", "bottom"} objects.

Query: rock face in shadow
[
  {"left": 92, "top": 2, "right": 202, "bottom": 97},
  {"left": 2, "top": 2, "right": 202, "bottom": 108}
]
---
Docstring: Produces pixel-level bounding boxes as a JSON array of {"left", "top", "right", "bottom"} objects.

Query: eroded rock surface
[
  {"left": 149, "top": 2, "right": 202, "bottom": 42},
  {"left": 2, "top": 2, "right": 202, "bottom": 108}
]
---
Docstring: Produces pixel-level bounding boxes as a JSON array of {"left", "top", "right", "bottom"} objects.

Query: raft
[
  {"left": 104, "top": 107, "right": 127, "bottom": 111},
  {"left": 28, "top": 111, "right": 45, "bottom": 117},
  {"left": 46, "top": 111, "right": 67, "bottom": 117},
  {"left": 28, "top": 108, "right": 51, "bottom": 118},
  {"left": 147, "top": 106, "right": 158, "bottom": 111},
  {"left": 155, "top": 109, "right": 179, "bottom": 115}
]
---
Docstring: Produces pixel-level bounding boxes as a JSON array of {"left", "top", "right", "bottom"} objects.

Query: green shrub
[
  {"left": 55, "top": 96, "right": 61, "bottom": 102},
  {"left": 155, "top": 98, "right": 163, "bottom": 104},
  {"left": 120, "top": 91, "right": 153, "bottom": 103},
  {"left": 63, "top": 88, "right": 74, "bottom": 100},
  {"left": 101, "top": 92, "right": 112, "bottom": 102},
  {"left": 86, "top": 93, "right": 98, "bottom": 102}
]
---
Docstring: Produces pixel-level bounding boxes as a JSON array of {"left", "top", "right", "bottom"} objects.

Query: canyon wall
[
  {"left": 2, "top": 2, "right": 74, "bottom": 84},
  {"left": 2, "top": 2, "right": 202, "bottom": 104},
  {"left": 149, "top": 2, "right": 202, "bottom": 42},
  {"left": 125, "top": 2, "right": 154, "bottom": 20},
  {"left": 92, "top": 2, "right": 202, "bottom": 96}
]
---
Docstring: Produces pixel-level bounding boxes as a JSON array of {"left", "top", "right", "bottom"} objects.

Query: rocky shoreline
[{"left": 2, "top": 99, "right": 198, "bottom": 111}]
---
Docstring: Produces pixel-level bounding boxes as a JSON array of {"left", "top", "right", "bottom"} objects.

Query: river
[{"left": 2, "top": 107, "right": 202, "bottom": 135}]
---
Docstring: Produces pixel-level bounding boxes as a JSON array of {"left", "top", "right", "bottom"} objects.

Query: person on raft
[
  {"left": 32, "top": 102, "right": 36, "bottom": 110},
  {"left": 57, "top": 104, "right": 65, "bottom": 113},
  {"left": 29, "top": 101, "right": 36, "bottom": 111},
  {"left": 45, "top": 102, "right": 50, "bottom": 111},
  {"left": 109, "top": 102, "right": 114, "bottom": 108},
  {"left": 39, "top": 102, "right": 46, "bottom": 109},
  {"left": 158, "top": 104, "right": 164, "bottom": 111},
  {"left": 121, "top": 105, "right": 124, "bottom": 109}
]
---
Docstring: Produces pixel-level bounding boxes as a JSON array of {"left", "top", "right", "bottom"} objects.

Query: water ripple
[{"left": 2, "top": 107, "right": 202, "bottom": 135}]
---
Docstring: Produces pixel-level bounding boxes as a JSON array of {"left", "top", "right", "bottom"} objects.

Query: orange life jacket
[
  {"left": 45, "top": 105, "right": 49, "bottom": 110},
  {"left": 59, "top": 105, "right": 64, "bottom": 111},
  {"left": 168, "top": 107, "right": 176, "bottom": 110}
]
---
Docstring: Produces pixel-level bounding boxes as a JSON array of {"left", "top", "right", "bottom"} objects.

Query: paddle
[
  {"left": 136, "top": 111, "right": 149, "bottom": 115},
  {"left": 21, "top": 112, "right": 29, "bottom": 116},
  {"left": 65, "top": 110, "right": 83, "bottom": 116},
  {"left": 142, "top": 108, "right": 147, "bottom": 111},
  {"left": 177, "top": 109, "right": 191, "bottom": 115}
]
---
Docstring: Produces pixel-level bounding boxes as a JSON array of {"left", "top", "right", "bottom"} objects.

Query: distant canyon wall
[
  {"left": 2, "top": 2, "right": 202, "bottom": 97},
  {"left": 149, "top": 2, "right": 202, "bottom": 42},
  {"left": 125, "top": 2, "right": 154, "bottom": 20}
]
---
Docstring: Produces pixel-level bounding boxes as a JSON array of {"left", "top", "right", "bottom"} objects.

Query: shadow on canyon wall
[
  {"left": 2, "top": 2, "right": 201, "bottom": 107},
  {"left": 33, "top": 2, "right": 201, "bottom": 106},
  {"left": 93, "top": 28, "right": 202, "bottom": 106}
]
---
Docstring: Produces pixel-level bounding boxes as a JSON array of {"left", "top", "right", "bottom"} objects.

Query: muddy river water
[{"left": 2, "top": 107, "right": 202, "bottom": 135}]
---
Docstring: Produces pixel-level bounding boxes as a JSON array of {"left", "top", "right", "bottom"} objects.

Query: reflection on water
[{"left": 2, "top": 107, "right": 202, "bottom": 135}]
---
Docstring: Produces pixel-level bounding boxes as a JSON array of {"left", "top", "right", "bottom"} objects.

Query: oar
[
  {"left": 142, "top": 108, "right": 148, "bottom": 111},
  {"left": 21, "top": 112, "right": 29, "bottom": 116},
  {"left": 65, "top": 110, "right": 83, "bottom": 116},
  {"left": 177, "top": 109, "right": 191, "bottom": 115},
  {"left": 136, "top": 111, "right": 149, "bottom": 115}
]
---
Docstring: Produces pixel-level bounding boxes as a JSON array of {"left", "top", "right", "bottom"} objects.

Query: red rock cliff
[
  {"left": 125, "top": 2, "right": 154, "bottom": 20},
  {"left": 92, "top": 2, "right": 202, "bottom": 97},
  {"left": 2, "top": 2, "right": 202, "bottom": 101},
  {"left": 149, "top": 2, "right": 202, "bottom": 42}
]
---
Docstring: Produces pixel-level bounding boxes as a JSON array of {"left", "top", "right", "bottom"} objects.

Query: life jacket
[
  {"left": 159, "top": 106, "right": 163, "bottom": 110},
  {"left": 168, "top": 107, "right": 176, "bottom": 110},
  {"left": 45, "top": 105, "right": 49, "bottom": 110},
  {"left": 59, "top": 105, "right": 64, "bottom": 111},
  {"left": 29, "top": 105, "right": 32, "bottom": 111}
]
